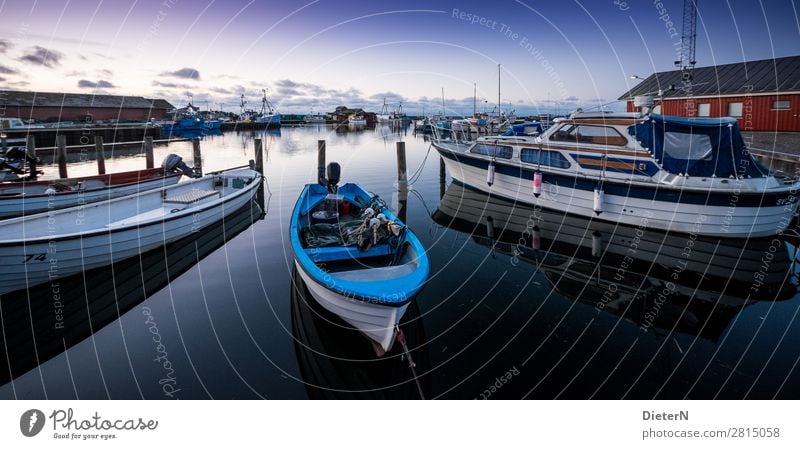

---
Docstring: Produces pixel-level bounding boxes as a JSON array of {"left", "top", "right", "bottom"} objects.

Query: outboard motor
[
  {"left": 162, "top": 153, "right": 200, "bottom": 178},
  {"left": 326, "top": 162, "right": 341, "bottom": 193}
]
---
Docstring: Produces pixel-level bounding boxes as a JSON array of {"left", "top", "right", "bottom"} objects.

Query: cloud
[
  {"left": 153, "top": 80, "right": 192, "bottom": 89},
  {"left": 160, "top": 67, "right": 200, "bottom": 80},
  {"left": 65, "top": 70, "right": 86, "bottom": 77},
  {"left": 564, "top": 95, "right": 579, "bottom": 102},
  {"left": 97, "top": 68, "right": 113, "bottom": 77},
  {"left": 0, "top": 64, "right": 19, "bottom": 74},
  {"left": 0, "top": 39, "right": 11, "bottom": 53},
  {"left": 0, "top": 76, "right": 5, "bottom": 82},
  {"left": 209, "top": 87, "right": 232, "bottom": 94},
  {"left": 78, "top": 79, "right": 115, "bottom": 88},
  {"left": 19, "top": 46, "right": 63, "bottom": 67}
]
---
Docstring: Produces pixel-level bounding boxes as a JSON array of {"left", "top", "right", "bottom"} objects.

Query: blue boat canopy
[
  {"left": 628, "top": 114, "right": 767, "bottom": 178},
  {"left": 502, "top": 122, "right": 544, "bottom": 137}
]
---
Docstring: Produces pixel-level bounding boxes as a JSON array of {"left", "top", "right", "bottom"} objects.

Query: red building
[
  {"left": 0, "top": 90, "right": 174, "bottom": 123},
  {"left": 619, "top": 56, "right": 800, "bottom": 132}
]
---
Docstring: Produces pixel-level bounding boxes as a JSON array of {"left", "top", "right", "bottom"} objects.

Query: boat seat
[
  {"left": 306, "top": 243, "right": 393, "bottom": 263},
  {"left": 334, "top": 263, "right": 415, "bottom": 282},
  {"left": 164, "top": 189, "right": 219, "bottom": 205}
]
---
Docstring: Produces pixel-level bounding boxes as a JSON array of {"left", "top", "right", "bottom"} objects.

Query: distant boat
[
  {"left": 290, "top": 163, "right": 429, "bottom": 353},
  {"left": 433, "top": 107, "right": 800, "bottom": 237},
  {"left": 253, "top": 89, "right": 281, "bottom": 128},
  {"left": 304, "top": 112, "right": 327, "bottom": 124},
  {"left": 0, "top": 166, "right": 262, "bottom": 295},
  {"left": 162, "top": 101, "right": 206, "bottom": 135},
  {"left": 0, "top": 154, "right": 195, "bottom": 218}
]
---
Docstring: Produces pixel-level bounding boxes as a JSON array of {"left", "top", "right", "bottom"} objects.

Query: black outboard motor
[
  {"left": 326, "top": 162, "right": 341, "bottom": 193},
  {"left": 162, "top": 153, "right": 200, "bottom": 178}
]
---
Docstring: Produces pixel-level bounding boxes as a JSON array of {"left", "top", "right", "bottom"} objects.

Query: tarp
[
  {"left": 502, "top": 122, "right": 544, "bottom": 137},
  {"left": 627, "top": 114, "right": 767, "bottom": 178}
]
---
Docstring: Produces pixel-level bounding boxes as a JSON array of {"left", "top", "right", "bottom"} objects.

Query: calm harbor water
[{"left": 2, "top": 124, "right": 800, "bottom": 399}]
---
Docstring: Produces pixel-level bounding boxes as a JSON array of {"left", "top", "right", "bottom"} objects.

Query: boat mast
[
  {"left": 497, "top": 63, "right": 501, "bottom": 117},
  {"left": 441, "top": 87, "right": 445, "bottom": 117},
  {"left": 473, "top": 82, "right": 477, "bottom": 116}
]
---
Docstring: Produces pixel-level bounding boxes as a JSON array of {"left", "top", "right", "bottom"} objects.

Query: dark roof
[
  {"left": 618, "top": 56, "right": 800, "bottom": 100},
  {"left": 0, "top": 90, "right": 175, "bottom": 109}
]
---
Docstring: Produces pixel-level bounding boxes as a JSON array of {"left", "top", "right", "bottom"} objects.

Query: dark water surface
[{"left": 2, "top": 124, "right": 799, "bottom": 399}]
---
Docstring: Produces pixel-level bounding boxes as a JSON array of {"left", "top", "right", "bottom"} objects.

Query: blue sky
[{"left": 0, "top": 0, "right": 798, "bottom": 115}]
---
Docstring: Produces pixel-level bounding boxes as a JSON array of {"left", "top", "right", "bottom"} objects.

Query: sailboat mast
[
  {"left": 497, "top": 63, "right": 501, "bottom": 116},
  {"left": 473, "top": 82, "right": 477, "bottom": 116},
  {"left": 441, "top": 87, "right": 445, "bottom": 117}
]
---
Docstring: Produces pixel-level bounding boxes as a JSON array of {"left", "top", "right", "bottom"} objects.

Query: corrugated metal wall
[{"left": 626, "top": 94, "right": 800, "bottom": 131}]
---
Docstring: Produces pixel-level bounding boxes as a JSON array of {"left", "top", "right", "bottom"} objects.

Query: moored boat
[
  {"left": 433, "top": 108, "right": 800, "bottom": 237},
  {"left": 290, "top": 163, "right": 429, "bottom": 353},
  {"left": 0, "top": 154, "right": 195, "bottom": 218},
  {"left": 347, "top": 115, "right": 367, "bottom": 126},
  {"left": 0, "top": 166, "right": 262, "bottom": 295}
]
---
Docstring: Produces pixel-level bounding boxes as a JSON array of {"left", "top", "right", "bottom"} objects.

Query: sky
[{"left": 0, "top": 0, "right": 798, "bottom": 115}]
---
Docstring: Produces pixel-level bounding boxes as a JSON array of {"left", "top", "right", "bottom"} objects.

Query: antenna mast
[{"left": 675, "top": 0, "right": 698, "bottom": 82}]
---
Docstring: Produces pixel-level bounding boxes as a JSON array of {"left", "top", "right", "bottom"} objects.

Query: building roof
[
  {"left": 0, "top": 90, "right": 175, "bottom": 109},
  {"left": 618, "top": 55, "right": 800, "bottom": 100}
]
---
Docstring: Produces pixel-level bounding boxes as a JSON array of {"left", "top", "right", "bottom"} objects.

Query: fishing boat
[
  {"left": 432, "top": 101, "right": 800, "bottom": 237},
  {"left": 253, "top": 89, "right": 281, "bottom": 128},
  {"left": 0, "top": 166, "right": 262, "bottom": 295},
  {"left": 290, "top": 163, "right": 429, "bottom": 353},
  {"left": 0, "top": 154, "right": 194, "bottom": 218},
  {"left": 433, "top": 182, "right": 795, "bottom": 340}
]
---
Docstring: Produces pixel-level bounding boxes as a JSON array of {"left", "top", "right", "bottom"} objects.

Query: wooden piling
[
  {"left": 317, "top": 140, "right": 326, "bottom": 184},
  {"left": 95, "top": 136, "right": 106, "bottom": 175},
  {"left": 192, "top": 137, "right": 202, "bottom": 176},
  {"left": 254, "top": 138, "right": 264, "bottom": 174},
  {"left": 396, "top": 141, "right": 407, "bottom": 185},
  {"left": 56, "top": 134, "right": 68, "bottom": 179},
  {"left": 145, "top": 136, "right": 154, "bottom": 169},
  {"left": 26, "top": 135, "right": 37, "bottom": 181},
  {"left": 439, "top": 157, "right": 446, "bottom": 199}
]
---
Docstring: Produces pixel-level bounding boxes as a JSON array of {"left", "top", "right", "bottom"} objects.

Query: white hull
[
  {"left": 295, "top": 261, "right": 406, "bottom": 352},
  {"left": 0, "top": 169, "right": 261, "bottom": 295},
  {"left": 0, "top": 176, "right": 179, "bottom": 218},
  {"left": 439, "top": 153, "right": 796, "bottom": 237}
]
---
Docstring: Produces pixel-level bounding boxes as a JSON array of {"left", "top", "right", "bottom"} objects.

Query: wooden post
[
  {"left": 26, "top": 135, "right": 37, "bottom": 181},
  {"left": 95, "top": 136, "right": 106, "bottom": 175},
  {"left": 254, "top": 138, "right": 264, "bottom": 174},
  {"left": 396, "top": 141, "right": 408, "bottom": 222},
  {"left": 56, "top": 134, "right": 68, "bottom": 179},
  {"left": 317, "top": 140, "right": 326, "bottom": 184},
  {"left": 396, "top": 141, "right": 407, "bottom": 185},
  {"left": 145, "top": 136, "right": 154, "bottom": 169},
  {"left": 439, "top": 157, "right": 446, "bottom": 199},
  {"left": 0, "top": 132, "right": 6, "bottom": 152},
  {"left": 192, "top": 137, "right": 202, "bottom": 177}
]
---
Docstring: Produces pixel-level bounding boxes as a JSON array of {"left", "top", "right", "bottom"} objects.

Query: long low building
[
  {"left": 0, "top": 90, "right": 174, "bottom": 123},
  {"left": 619, "top": 56, "right": 800, "bottom": 132}
]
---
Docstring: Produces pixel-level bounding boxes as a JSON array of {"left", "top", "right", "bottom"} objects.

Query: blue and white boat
[
  {"left": 290, "top": 164, "right": 429, "bottom": 353},
  {"left": 253, "top": 89, "right": 281, "bottom": 128},
  {"left": 433, "top": 106, "right": 800, "bottom": 237}
]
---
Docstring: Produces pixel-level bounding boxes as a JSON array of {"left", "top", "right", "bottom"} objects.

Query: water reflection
[
  {"left": 432, "top": 182, "right": 796, "bottom": 341},
  {"left": 0, "top": 198, "right": 265, "bottom": 385},
  {"left": 290, "top": 268, "right": 430, "bottom": 399}
]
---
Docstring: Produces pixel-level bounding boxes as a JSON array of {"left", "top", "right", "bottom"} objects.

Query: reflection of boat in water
[
  {"left": 290, "top": 267, "right": 429, "bottom": 399},
  {"left": 0, "top": 199, "right": 265, "bottom": 385},
  {"left": 433, "top": 182, "right": 796, "bottom": 341}
]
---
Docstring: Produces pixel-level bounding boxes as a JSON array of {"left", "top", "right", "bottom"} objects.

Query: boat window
[
  {"left": 663, "top": 131, "right": 713, "bottom": 161},
  {"left": 470, "top": 143, "right": 513, "bottom": 159},
  {"left": 520, "top": 148, "right": 571, "bottom": 168},
  {"left": 549, "top": 125, "right": 628, "bottom": 146}
]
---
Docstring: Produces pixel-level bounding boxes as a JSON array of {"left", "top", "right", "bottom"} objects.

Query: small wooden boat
[
  {"left": 290, "top": 163, "right": 429, "bottom": 353},
  {"left": 0, "top": 166, "right": 262, "bottom": 295},
  {"left": 0, "top": 154, "right": 195, "bottom": 218}
]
